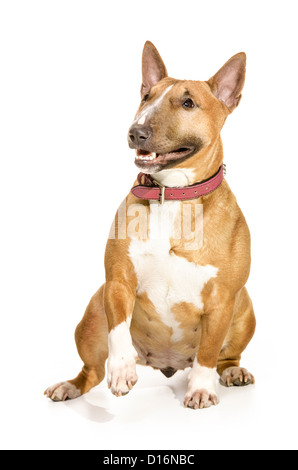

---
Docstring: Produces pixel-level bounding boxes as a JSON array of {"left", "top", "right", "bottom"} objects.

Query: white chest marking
[
  {"left": 129, "top": 201, "right": 218, "bottom": 342},
  {"left": 152, "top": 168, "right": 197, "bottom": 187}
]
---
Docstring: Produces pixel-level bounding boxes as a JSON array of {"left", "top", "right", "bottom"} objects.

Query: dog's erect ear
[
  {"left": 208, "top": 53, "right": 246, "bottom": 112},
  {"left": 141, "top": 41, "right": 168, "bottom": 98}
]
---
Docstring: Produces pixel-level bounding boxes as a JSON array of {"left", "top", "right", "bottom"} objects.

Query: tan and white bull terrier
[{"left": 45, "top": 41, "right": 256, "bottom": 409}]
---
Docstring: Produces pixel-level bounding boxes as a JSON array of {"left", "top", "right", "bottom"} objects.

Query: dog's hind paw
[
  {"left": 220, "top": 367, "right": 255, "bottom": 387},
  {"left": 44, "top": 381, "right": 81, "bottom": 401}
]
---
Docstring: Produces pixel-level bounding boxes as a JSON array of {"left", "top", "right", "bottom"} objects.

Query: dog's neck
[
  {"left": 152, "top": 168, "right": 196, "bottom": 187},
  {"left": 151, "top": 138, "right": 224, "bottom": 188}
]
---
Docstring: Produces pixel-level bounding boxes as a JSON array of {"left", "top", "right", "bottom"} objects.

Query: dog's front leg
[
  {"left": 184, "top": 301, "right": 234, "bottom": 409},
  {"left": 104, "top": 280, "right": 138, "bottom": 396}
]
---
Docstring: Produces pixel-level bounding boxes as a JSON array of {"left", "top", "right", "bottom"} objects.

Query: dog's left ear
[
  {"left": 208, "top": 53, "right": 246, "bottom": 112},
  {"left": 141, "top": 41, "right": 168, "bottom": 98}
]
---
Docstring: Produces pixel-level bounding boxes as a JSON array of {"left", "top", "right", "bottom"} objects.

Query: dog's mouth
[{"left": 134, "top": 147, "right": 195, "bottom": 170}]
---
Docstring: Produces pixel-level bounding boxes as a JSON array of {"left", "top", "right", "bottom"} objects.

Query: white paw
[
  {"left": 184, "top": 388, "right": 218, "bottom": 409},
  {"left": 107, "top": 318, "right": 138, "bottom": 397},
  {"left": 107, "top": 350, "right": 138, "bottom": 396},
  {"left": 44, "top": 381, "right": 81, "bottom": 401},
  {"left": 184, "top": 359, "right": 218, "bottom": 410}
]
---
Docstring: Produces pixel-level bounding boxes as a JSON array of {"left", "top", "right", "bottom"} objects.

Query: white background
[{"left": 1, "top": 0, "right": 298, "bottom": 450}]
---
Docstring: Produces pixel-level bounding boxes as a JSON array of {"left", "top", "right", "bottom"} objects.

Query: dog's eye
[
  {"left": 142, "top": 93, "right": 150, "bottom": 102},
  {"left": 182, "top": 98, "right": 195, "bottom": 109}
]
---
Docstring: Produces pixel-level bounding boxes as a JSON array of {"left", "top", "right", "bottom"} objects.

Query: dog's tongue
[{"left": 137, "top": 149, "right": 151, "bottom": 156}]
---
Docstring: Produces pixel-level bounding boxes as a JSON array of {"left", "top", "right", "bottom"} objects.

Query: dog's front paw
[
  {"left": 184, "top": 359, "right": 218, "bottom": 410},
  {"left": 107, "top": 350, "right": 138, "bottom": 397},
  {"left": 184, "top": 389, "right": 218, "bottom": 409}
]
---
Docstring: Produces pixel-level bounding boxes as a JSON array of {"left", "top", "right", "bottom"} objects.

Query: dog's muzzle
[{"left": 128, "top": 125, "right": 152, "bottom": 148}]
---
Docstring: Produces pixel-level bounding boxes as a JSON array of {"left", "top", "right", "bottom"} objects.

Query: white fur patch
[
  {"left": 129, "top": 201, "right": 218, "bottom": 342},
  {"left": 107, "top": 317, "right": 138, "bottom": 395},
  {"left": 187, "top": 358, "right": 217, "bottom": 395},
  {"left": 137, "top": 113, "right": 147, "bottom": 125},
  {"left": 133, "top": 85, "right": 174, "bottom": 126},
  {"left": 152, "top": 168, "right": 197, "bottom": 187},
  {"left": 184, "top": 358, "right": 218, "bottom": 408}
]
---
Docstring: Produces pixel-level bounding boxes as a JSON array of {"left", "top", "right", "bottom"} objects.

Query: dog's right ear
[
  {"left": 141, "top": 41, "right": 168, "bottom": 98},
  {"left": 208, "top": 53, "right": 246, "bottom": 112}
]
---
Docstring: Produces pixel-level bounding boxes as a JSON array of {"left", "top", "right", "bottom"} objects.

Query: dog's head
[{"left": 128, "top": 41, "right": 246, "bottom": 180}]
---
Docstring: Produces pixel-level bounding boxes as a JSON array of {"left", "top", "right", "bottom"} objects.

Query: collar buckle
[{"left": 152, "top": 179, "right": 165, "bottom": 204}]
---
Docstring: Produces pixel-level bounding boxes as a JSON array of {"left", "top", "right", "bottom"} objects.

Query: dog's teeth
[{"left": 136, "top": 152, "right": 157, "bottom": 161}]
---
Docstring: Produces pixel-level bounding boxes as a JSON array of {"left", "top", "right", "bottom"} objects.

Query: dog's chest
[{"left": 129, "top": 201, "right": 217, "bottom": 341}]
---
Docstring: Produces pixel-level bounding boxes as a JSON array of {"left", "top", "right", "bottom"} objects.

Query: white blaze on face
[
  {"left": 137, "top": 113, "right": 147, "bottom": 125},
  {"left": 134, "top": 84, "right": 174, "bottom": 127}
]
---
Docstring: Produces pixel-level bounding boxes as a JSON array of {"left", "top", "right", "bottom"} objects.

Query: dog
[{"left": 45, "top": 41, "right": 256, "bottom": 409}]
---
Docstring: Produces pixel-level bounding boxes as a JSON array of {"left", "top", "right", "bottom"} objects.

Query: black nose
[{"left": 128, "top": 125, "right": 152, "bottom": 147}]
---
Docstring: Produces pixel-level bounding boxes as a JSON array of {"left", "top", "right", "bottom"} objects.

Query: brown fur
[{"left": 45, "top": 42, "right": 255, "bottom": 405}]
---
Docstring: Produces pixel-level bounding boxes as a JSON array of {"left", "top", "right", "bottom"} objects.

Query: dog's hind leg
[
  {"left": 45, "top": 285, "right": 108, "bottom": 401},
  {"left": 217, "top": 286, "right": 256, "bottom": 387}
]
